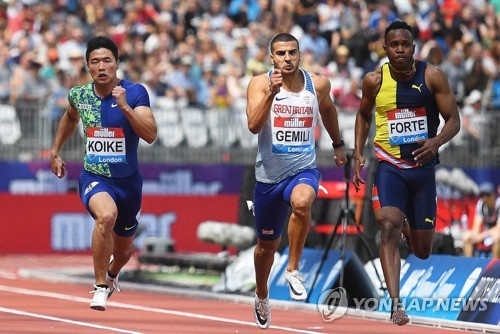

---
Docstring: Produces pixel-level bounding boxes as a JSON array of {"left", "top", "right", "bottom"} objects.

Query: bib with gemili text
[
  {"left": 85, "top": 127, "right": 126, "bottom": 164},
  {"left": 387, "top": 107, "right": 428, "bottom": 146}
]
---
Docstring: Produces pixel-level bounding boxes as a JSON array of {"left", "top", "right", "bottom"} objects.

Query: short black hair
[
  {"left": 385, "top": 20, "right": 414, "bottom": 39},
  {"left": 85, "top": 36, "right": 119, "bottom": 63},
  {"left": 270, "top": 33, "right": 299, "bottom": 53}
]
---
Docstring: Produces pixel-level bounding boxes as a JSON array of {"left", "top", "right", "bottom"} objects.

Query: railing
[{"left": 1, "top": 98, "right": 499, "bottom": 168}]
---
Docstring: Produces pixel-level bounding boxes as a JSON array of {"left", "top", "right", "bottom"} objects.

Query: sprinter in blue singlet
[{"left": 50, "top": 36, "right": 157, "bottom": 311}]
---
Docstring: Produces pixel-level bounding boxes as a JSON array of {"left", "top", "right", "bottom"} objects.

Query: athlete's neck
[
  {"left": 388, "top": 59, "right": 416, "bottom": 79},
  {"left": 282, "top": 69, "right": 304, "bottom": 93},
  {"left": 94, "top": 77, "right": 121, "bottom": 99}
]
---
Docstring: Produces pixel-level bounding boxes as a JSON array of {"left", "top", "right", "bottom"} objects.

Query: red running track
[{"left": 0, "top": 255, "right": 471, "bottom": 334}]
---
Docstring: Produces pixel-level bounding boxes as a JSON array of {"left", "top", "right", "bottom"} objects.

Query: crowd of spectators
[{"left": 0, "top": 0, "right": 498, "bottom": 150}]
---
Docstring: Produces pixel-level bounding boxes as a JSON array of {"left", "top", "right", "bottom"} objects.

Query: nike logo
[
  {"left": 299, "top": 178, "right": 313, "bottom": 182},
  {"left": 425, "top": 218, "right": 435, "bottom": 225},
  {"left": 288, "top": 282, "right": 304, "bottom": 297},
  {"left": 111, "top": 103, "right": 118, "bottom": 107},
  {"left": 275, "top": 96, "right": 288, "bottom": 101},
  {"left": 255, "top": 306, "right": 268, "bottom": 326},
  {"left": 124, "top": 223, "right": 138, "bottom": 231},
  {"left": 411, "top": 84, "right": 422, "bottom": 93}
]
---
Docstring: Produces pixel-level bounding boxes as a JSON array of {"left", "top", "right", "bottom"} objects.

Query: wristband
[
  {"left": 332, "top": 139, "right": 345, "bottom": 149},
  {"left": 269, "top": 85, "right": 279, "bottom": 94}
]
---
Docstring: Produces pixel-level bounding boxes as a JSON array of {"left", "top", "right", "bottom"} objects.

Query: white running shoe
[
  {"left": 89, "top": 284, "right": 110, "bottom": 311},
  {"left": 284, "top": 270, "right": 307, "bottom": 301},
  {"left": 106, "top": 255, "right": 121, "bottom": 298},
  {"left": 254, "top": 293, "right": 271, "bottom": 329},
  {"left": 106, "top": 272, "right": 121, "bottom": 297}
]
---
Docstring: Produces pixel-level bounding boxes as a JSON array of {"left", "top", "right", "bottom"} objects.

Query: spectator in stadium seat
[
  {"left": 462, "top": 182, "right": 500, "bottom": 258},
  {"left": 210, "top": 64, "right": 233, "bottom": 109},
  {"left": 0, "top": 43, "right": 12, "bottom": 103},
  {"left": 50, "top": 36, "right": 157, "bottom": 312},
  {"left": 352, "top": 20, "right": 460, "bottom": 326},
  {"left": 246, "top": 33, "right": 346, "bottom": 329},
  {"left": 441, "top": 49, "right": 466, "bottom": 106},
  {"left": 299, "top": 21, "right": 329, "bottom": 65},
  {"left": 461, "top": 89, "right": 486, "bottom": 162}
]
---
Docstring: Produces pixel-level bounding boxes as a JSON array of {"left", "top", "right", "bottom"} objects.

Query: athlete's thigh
[
  {"left": 283, "top": 168, "right": 320, "bottom": 204},
  {"left": 253, "top": 181, "right": 289, "bottom": 241},
  {"left": 113, "top": 173, "right": 143, "bottom": 237},
  {"left": 373, "top": 161, "right": 408, "bottom": 213},
  {"left": 407, "top": 167, "right": 436, "bottom": 230},
  {"left": 79, "top": 171, "right": 118, "bottom": 219}
]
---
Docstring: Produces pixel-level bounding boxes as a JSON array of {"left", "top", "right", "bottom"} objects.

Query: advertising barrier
[
  {"left": 0, "top": 162, "right": 245, "bottom": 195},
  {"left": 377, "top": 254, "right": 498, "bottom": 326},
  {"left": 268, "top": 247, "right": 378, "bottom": 304},
  {"left": 0, "top": 194, "right": 239, "bottom": 254},
  {"left": 457, "top": 258, "right": 500, "bottom": 326}
]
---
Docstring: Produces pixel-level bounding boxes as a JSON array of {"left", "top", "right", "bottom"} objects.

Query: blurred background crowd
[{"left": 0, "top": 0, "right": 499, "bottom": 167}]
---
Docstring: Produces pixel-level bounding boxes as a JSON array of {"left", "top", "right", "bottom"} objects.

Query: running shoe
[
  {"left": 254, "top": 293, "right": 271, "bottom": 329},
  {"left": 89, "top": 284, "right": 110, "bottom": 311},
  {"left": 106, "top": 256, "right": 121, "bottom": 298},
  {"left": 106, "top": 271, "right": 121, "bottom": 297},
  {"left": 284, "top": 270, "right": 307, "bottom": 301},
  {"left": 391, "top": 305, "right": 409, "bottom": 326}
]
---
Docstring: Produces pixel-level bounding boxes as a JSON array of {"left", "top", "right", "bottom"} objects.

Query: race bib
[
  {"left": 387, "top": 107, "right": 428, "bottom": 145},
  {"left": 272, "top": 117, "right": 314, "bottom": 153},
  {"left": 86, "top": 127, "right": 126, "bottom": 164}
]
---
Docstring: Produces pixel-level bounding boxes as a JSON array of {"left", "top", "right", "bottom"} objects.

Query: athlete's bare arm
[
  {"left": 50, "top": 104, "right": 80, "bottom": 178},
  {"left": 112, "top": 85, "right": 157, "bottom": 144},
  {"left": 246, "top": 72, "right": 280, "bottom": 134},
  {"left": 313, "top": 74, "right": 342, "bottom": 145},
  {"left": 352, "top": 69, "right": 381, "bottom": 191},
  {"left": 313, "top": 73, "right": 346, "bottom": 167},
  {"left": 412, "top": 65, "right": 460, "bottom": 166}
]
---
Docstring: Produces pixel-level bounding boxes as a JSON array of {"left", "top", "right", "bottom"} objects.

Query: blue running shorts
[
  {"left": 253, "top": 168, "right": 320, "bottom": 240},
  {"left": 373, "top": 161, "right": 436, "bottom": 230},
  {"left": 79, "top": 170, "right": 143, "bottom": 237}
]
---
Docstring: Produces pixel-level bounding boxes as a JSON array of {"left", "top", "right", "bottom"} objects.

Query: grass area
[{"left": 123, "top": 266, "right": 222, "bottom": 290}]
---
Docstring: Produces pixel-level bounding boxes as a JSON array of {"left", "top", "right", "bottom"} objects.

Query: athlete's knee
[
  {"left": 290, "top": 197, "right": 312, "bottom": 220},
  {"left": 413, "top": 247, "right": 431, "bottom": 260},
  {"left": 376, "top": 209, "right": 404, "bottom": 230},
  {"left": 378, "top": 218, "right": 403, "bottom": 241},
  {"left": 94, "top": 212, "right": 117, "bottom": 234},
  {"left": 255, "top": 239, "right": 280, "bottom": 256},
  {"left": 96, "top": 211, "right": 117, "bottom": 226}
]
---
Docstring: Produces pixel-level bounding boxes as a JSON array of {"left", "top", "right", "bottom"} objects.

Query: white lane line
[
  {"left": 0, "top": 285, "right": 326, "bottom": 334},
  {"left": 0, "top": 272, "right": 17, "bottom": 279},
  {"left": 0, "top": 307, "right": 143, "bottom": 334}
]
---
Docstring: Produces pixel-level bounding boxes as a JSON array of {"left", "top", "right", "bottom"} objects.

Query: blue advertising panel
[
  {"left": 377, "top": 255, "right": 491, "bottom": 321},
  {"left": 268, "top": 247, "right": 353, "bottom": 304},
  {"left": 458, "top": 259, "right": 500, "bottom": 326},
  {"left": 0, "top": 161, "right": 245, "bottom": 194},
  {"left": 0, "top": 162, "right": 350, "bottom": 194}
]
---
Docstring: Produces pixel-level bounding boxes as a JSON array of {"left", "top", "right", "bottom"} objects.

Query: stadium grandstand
[
  {"left": 0, "top": 0, "right": 498, "bottom": 167},
  {"left": 0, "top": 0, "right": 499, "bottom": 331}
]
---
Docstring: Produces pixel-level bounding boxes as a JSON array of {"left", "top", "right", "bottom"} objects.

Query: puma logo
[{"left": 411, "top": 84, "right": 423, "bottom": 92}]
